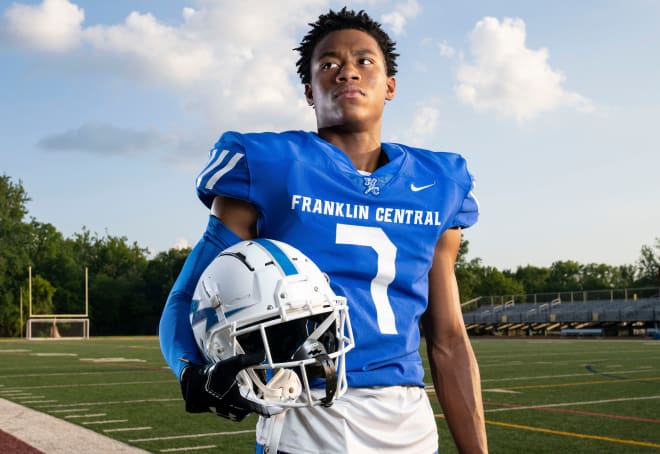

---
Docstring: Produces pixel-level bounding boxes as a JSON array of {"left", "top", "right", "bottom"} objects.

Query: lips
[{"left": 333, "top": 85, "right": 364, "bottom": 99}]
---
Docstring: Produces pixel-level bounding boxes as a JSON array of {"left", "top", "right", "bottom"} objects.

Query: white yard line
[
  {"left": 160, "top": 445, "right": 218, "bottom": 452},
  {"left": 129, "top": 430, "right": 256, "bottom": 443},
  {"left": 103, "top": 427, "right": 152, "bottom": 433},
  {"left": 83, "top": 420, "right": 129, "bottom": 425},
  {"left": 36, "top": 397, "right": 179, "bottom": 409},
  {"left": 49, "top": 408, "right": 90, "bottom": 413},
  {"left": 480, "top": 368, "right": 656, "bottom": 383},
  {"left": 0, "top": 380, "right": 172, "bottom": 391},
  {"left": 65, "top": 413, "right": 106, "bottom": 419},
  {"left": 485, "top": 394, "right": 660, "bottom": 413}
]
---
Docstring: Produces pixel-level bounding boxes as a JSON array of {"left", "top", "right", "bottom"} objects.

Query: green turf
[{"left": 1, "top": 337, "right": 659, "bottom": 453}]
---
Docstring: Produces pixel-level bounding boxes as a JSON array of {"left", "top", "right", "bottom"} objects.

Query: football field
[{"left": 1, "top": 337, "right": 659, "bottom": 453}]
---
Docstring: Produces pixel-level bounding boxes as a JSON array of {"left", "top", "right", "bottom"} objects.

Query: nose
[{"left": 336, "top": 62, "right": 360, "bottom": 82}]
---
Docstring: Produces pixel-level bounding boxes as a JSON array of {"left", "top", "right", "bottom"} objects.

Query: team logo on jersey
[{"left": 363, "top": 177, "right": 380, "bottom": 196}]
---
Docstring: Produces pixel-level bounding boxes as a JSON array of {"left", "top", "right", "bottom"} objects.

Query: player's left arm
[{"left": 421, "top": 227, "right": 488, "bottom": 453}]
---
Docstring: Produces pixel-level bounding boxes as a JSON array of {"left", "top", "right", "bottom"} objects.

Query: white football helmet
[{"left": 190, "top": 238, "right": 354, "bottom": 413}]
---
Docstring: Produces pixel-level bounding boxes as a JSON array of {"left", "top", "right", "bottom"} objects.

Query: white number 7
[{"left": 336, "top": 224, "right": 398, "bottom": 335}]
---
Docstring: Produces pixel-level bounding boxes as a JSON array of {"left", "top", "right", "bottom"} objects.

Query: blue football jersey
[{"left": 196, "top": 131, "right": 478, "bottom": 387}]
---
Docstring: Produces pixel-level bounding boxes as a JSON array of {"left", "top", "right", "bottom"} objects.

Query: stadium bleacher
[{"left": 462, "top": 290, "right": 660, "bottom": 337}]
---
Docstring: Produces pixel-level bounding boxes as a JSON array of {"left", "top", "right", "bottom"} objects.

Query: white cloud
[
  {"left": 389, "top": 102, "right": 440, "bottom": 147},
  {"left": 437, "top": 40, "right": 456, "bottom": 59},
  {"left": 408, "top": 105, "right": 439, "bottom": 143},
  {"left": 82, "top": 10, "right": 216, "bottom": 85},
  {"left": 455, "top": 17, "right": 594, "bottom": 122},
  {"left": 2, "top": 0, "right": 84, "bottom": 52},
  {"left": 380, "top": 0, "right": 421, "bottom": 36},
  {"left": 169, "top": 0, "right": 325, "bottom": 131},
  {"left": 2, "top": 0, "right": 328, "bottom": 134},
  {"left": 173, "top": 238, "right": 192, "bottom": 250}
]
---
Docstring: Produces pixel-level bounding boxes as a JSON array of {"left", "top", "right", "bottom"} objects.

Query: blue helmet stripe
[
  {"left": 253, "top": 239, "right": 298, "bottom": 276},
  {"left": 190, "top": 304, "right": 219, "bottom": 331}
]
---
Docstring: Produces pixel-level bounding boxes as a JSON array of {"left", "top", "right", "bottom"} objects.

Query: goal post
[
  {"left": 26, "top": 318, "right": 90, "bottom": 340},
  {"left": 26, "top": 266, "right": 90, "bottom": 340}
]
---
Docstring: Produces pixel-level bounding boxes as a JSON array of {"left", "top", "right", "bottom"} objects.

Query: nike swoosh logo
[{"left": 410, "top": 182, "right": 436, "bottom": 192}]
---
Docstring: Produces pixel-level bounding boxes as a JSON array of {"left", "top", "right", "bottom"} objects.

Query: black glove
[{"left": 180, "top": 352, "right": 274, "bottom": 421}]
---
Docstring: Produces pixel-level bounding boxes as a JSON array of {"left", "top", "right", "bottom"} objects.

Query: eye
[
  {"left": 358, "top": 58, "right": 374, "bottom": 65},
  {"left": 320, "top": 61, "right": 339, "bottom": 71}
]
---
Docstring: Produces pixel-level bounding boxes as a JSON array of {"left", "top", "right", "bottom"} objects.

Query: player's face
[{"left": 305, "top": 29, "right": 396, "bottom": 132}]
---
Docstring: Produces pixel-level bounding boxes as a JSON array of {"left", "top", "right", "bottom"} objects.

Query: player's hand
[{"left": 180, "top": 353, "right": 279, "bottom": 421}]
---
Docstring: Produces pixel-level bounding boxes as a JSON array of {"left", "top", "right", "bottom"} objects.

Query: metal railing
[
  {"left": 468, "top": 287, "right": 659, "bottom": 308},
  {"left": 462, "top": 287, "right": 660, "bottom": 325}
]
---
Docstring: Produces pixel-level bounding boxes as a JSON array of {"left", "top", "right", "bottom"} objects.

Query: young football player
[{"left": 159, "top": 7, "right": 488, "bottom": 453}]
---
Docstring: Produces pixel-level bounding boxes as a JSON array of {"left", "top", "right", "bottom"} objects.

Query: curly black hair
[{"left": 294, "top": 7, "right": 399, "bottom": 85}]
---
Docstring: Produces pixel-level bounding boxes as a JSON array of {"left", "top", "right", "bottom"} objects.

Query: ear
[
  {"left": 385, "top": 76, "right": 396, "bottom": 101},
  {"left": 304, "top": 83, "right": 314, "bottom": 106}
]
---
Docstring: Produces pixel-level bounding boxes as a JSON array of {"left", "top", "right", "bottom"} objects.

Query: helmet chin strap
[
  {"left": 292, "top": 339, "right": 337, "bottom": 406},
  {"left": 290, "top": 311, "right": 339, "bottom": 406},
  {"left": 316, "top": 353, "right": 337, "bottom": 407}
]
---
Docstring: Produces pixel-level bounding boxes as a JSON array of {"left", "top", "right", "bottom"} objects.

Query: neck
[{"left": 317, "top": 128, "right": 384, "bottom": 173}]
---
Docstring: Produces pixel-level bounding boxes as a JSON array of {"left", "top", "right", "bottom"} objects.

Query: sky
[{"left": 1, "top": 0, "right": 658, "bottom": 270}]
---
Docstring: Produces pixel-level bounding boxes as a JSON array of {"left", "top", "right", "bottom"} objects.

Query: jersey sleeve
[
  {"left": 196, "top": 132, "right": 251, "bottom": 208},
  {"left": 449, "top": 169, "right": 479, "bottom": 229}
]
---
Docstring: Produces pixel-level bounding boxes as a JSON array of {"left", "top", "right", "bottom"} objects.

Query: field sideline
[{"left": 1, "top": 336, "right": 659, "bottom": 453}]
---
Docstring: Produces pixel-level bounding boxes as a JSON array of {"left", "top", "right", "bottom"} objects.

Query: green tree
[
  {"left": 580, "top": 263, "right": 621, "bottom": 290},
  {"left": 545, "top": 260, "right": 583, "bottom": 291},
  {"left": 455, "top": 238, "right": 480, "bottom": 302},
  {"left": 0, "top": 175, "right": 34, "bottom": 336},
  {"left": 514, "top": 265, "right": 551, "bottom": 295},
  {"left": 634, "top": 238, "right": 660, "bottom": 287},
  {"left": 28, "top": 221, "right": 86, "bottom": 315},
  {"left": 142, "top": 247, "right": 190, "bottom": 315},
  {"left": 457, "top": 258, "right": 524, "bottom": 305},
  {"left": 25, "top": 274, "right": 56, "bottom": 315},
  {"left": 68, "top": 230, "right": 150, "bottom": 334},
  {"left": 456, "top": 237, "right": 470, "bottom": 266},
  {"left": 616, "top": 264, "right": 637, "bottom": 289},
  {"left": 473, "top": 266, "right": 524, "bottom": 300},
  {"left": 456, "top": 257, "right": 481, "bottom": 303}
]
